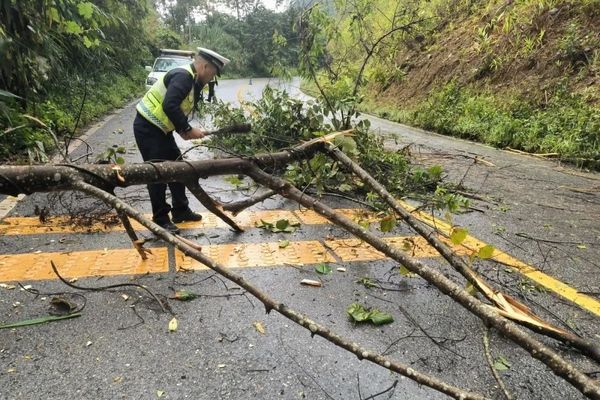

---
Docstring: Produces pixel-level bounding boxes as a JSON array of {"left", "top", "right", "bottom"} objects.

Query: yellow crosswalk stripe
[
  {"left": 1, "top": 204, "right": 599, "bottom": 317},
  {"left": 0, "top": 209, "right": 360, "bottom": 235},
  {"left": 0, "top": 236, "right": 448, "bottom": 282}
]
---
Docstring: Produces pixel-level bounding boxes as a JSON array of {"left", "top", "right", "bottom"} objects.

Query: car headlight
[{"left": 146, "top": 77, "right": 158, "bottom": 86}]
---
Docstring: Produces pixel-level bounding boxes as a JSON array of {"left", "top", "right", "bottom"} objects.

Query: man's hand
[{"left": 180, "top": 127, "right": 206, "bottom": 140}]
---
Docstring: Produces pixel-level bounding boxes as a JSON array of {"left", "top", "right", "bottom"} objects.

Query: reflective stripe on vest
[{"left": 136, "top": 64, "right": 195, "bottom": 133}]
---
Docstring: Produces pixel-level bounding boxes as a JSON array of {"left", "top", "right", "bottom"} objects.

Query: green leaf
[
  {"left": 275, "top": 219, "right": 290, "bottom": 231},
  {"left": 338, "top": 183, "right": 352, "bottom": 192},
  {"left": 369, "top": 310, "right": 394, "bottom": 325},
  {"left": 315, "top": 263, "right": 332, "bottom": 275},
  {"left": 224, "top": 175, "right": 243, "bottom": 186},
  {"left": 400, "top": 239, "right": 412, "bottom": 251},
  {"left": 450, "top": 227, "right": 468, "bottom": 245},
  {"left": 347, "top": 303, "right": 371, "bottom": 322},
  {"left": 477, "top": 245, "right": 495, "bottom": 259},
  {"left": 172, "top": 290, "right": 198, "bottom": 301},
  {"left": 346, "top": 303, "right": 393, "bottom": 325},
  {"left": 77, "top": 2, "right": 94, "bottom": 19},
  {"left": 49, "top": 7, "right": 61, "bottom": 23},
  {"left": 115, "top": 157, "right": 125, "bottom": 165},
  {"left": 278, "top": 240, "right": 290, "bottom": 248},
  {"left": 379, "top": 215, "right": 396, "bottom": 233},
  {"left": 64, "top": 21, "right": 82, "bottom": 35},
  {"left": 494, "top": 356, "right": 511, "bottom": 371},
  {"left": 0, "top": 313, "right": 81, "bottom": 329},
  {"left": 427, "top": 165, "right": 444, "bottom": 180},
  {"left": 257, "top": 219, "right": 273, "bottom": 230},
  {"left": 83, "top": 35, "right": 93, "bottom": 48}
]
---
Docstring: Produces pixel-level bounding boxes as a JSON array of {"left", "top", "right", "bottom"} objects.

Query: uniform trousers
[{"left": 133, "top": 112, "right": 189, "bottom": 223}]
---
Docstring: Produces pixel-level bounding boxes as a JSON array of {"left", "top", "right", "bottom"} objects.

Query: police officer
[{"left": 134, "top": 47, "right": 230, "bottom": 233}]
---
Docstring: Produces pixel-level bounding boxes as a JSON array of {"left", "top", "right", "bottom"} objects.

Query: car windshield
[{"left": 153, "top": 57, "right": 191, "bottom": 72}]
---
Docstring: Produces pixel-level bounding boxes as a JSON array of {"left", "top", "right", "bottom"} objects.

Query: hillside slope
[{"left": 362, "top": 0, "right": 599, "bottom": 167}]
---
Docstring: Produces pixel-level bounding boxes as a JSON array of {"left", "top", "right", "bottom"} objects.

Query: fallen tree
[{"left": 1, "top": 133, "right": 599, "bottom": 399}]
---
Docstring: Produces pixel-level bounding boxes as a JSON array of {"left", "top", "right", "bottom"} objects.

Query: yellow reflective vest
[{"left": 136, "top": 64, "right": 195, "bottom": 133}]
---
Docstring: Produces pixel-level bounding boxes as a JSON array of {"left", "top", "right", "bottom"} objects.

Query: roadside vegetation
[
  {"left": 0, "top": 0, "right": 298, "bottom": 163},
  {"left": 299, "top": 0, "right": 600, "bottom": 168}
]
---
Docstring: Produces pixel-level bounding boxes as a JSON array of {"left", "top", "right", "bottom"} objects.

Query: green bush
[
  {"left": 1, "top": 68, "right": 145, "bottom": 163},
  {"left": 405, "top": 82, "right": 600, "bottom": 167}
]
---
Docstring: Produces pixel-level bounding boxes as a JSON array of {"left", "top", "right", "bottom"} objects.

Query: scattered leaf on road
[
  {"left": 494, "top": 356, "right": 511, "bottom": 371},
  {"left": 477, "top": 245, "right": 495, "bottom": 259},
  {"left": 278, "top": 240, "right": 290, "bottom": 248},
  {"left": 336, "top": 267, "right": 346, "bottom": 272},
  {"left": 0, "top": 313, "right": 81, "bottom": 330},
  {"left": 577, "top": 244, "right": 587, "bottom": 249},
  {"left": 315, "top": 263, "right": 332, "bottom": 275},
  {"left": 347, "top": 303, "right": 394, "bottom": 325},
  {"left": 85, "top": 341, "right": 93, "bottom": 347},
  {"left": 450, "top": 227, "right": 468, "bottom": 245},
  {"left": 379, "top": 214, "right": 396, "bottom": 233},
  {"left": 168, "top": 317, "right": 178, "bottom": 332},
  {"left": 253, "top": 321, "right": 265, "bottom": 335},
  {"left": 156, "top": 390, "right": 165, "bottom": 398},
  {"left": 171, "top": 290, "right": 199, "bottom": 301},
  {"left": 49, "top": 296, "right": 77, "bottom": 315}
]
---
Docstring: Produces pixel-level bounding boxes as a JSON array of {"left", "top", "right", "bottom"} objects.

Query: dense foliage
[
  {"left": 0, "top": 0, "right": 299, "bottom": 162},
  {"left": 207, "top": 87, "right": 447, "bottom": 205},
  {"left": 0, "top": 0, "right": 165, "bottom": 162}
]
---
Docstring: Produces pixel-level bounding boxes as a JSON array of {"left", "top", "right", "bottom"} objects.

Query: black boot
[
  {"left": 154, "top": 219, "right": 181, "bottom": 234},
  {"left": 172, "top": 208, "right": 203, "bottom": 223}
]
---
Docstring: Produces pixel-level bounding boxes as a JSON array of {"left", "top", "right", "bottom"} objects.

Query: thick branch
[
  {"left": 72, "top": 179, "right": 486, "bottom": 400},
  {"left": 244, "top": 164, "right": 600, "bottom": 400},
  {"left": 185, "top": 181, "right": 243, "bottom": 232},
  {"left": 0, "top": 138, "right": 328, "bottom": 196}
]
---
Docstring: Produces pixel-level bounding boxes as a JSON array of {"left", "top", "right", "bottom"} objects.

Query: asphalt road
[{"left": 0, "top": 78, "right": 599, "bottom": 400}]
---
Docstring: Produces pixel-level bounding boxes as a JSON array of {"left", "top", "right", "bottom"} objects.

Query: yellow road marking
[
  {"left": 176, "top": 240, "right": 334, "bottom": 270},
  {"left": 1, "top": 203, "right": 598, "bottom": 317},
  {"left": 398, "top": 200, "right": 600, "bottom": 317},
  {"left": 0, "top": 208, "right": 364, "bottom": 236},
  {"left": 0, "top": 248, "right": 169, "bottom": 282},
  {"left": 0, "top": 235, "right": 453, "bottom": 282},
  {"left": 326, "top": 236, "right": 470, "bottom": 262}
]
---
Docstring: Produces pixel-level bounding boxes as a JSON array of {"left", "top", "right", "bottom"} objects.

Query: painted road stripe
[
  {"left": 2, "top": 204, "right": 599, "bottom": 317},
  {"left": 0, "top": 248, "right": 170, "bottom": 282},
  {"left": 0, "top": 208, "right": 364, "bottom": 236},
  {"left": 398, "top": 200, "right": 600, "bottom": 317},
  {"left": 0, "top": 236, "right": 449, "bottom": 282}
]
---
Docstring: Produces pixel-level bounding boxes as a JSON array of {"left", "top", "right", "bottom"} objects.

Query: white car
[{"left": 144, "top": 49, "right": 195, "bottom": 90}]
